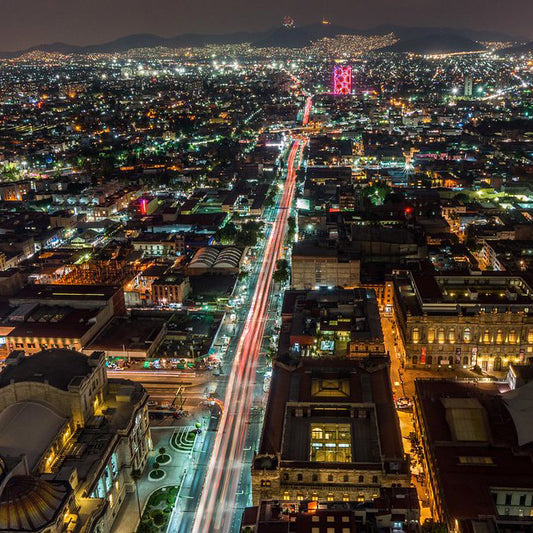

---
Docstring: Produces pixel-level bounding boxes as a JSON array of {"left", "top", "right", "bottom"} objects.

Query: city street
[{"left": 186, "top": 139, "right": 304, "bottom": 533}]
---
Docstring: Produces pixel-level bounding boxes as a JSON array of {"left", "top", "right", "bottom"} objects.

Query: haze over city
[{"left": 1, "top": 0, "right": 533, "bottom": 50}]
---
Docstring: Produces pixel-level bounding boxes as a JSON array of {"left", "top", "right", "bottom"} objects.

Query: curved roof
[
  {"left": 0, "top": 475, "right": 69, "bottom": 532},
  {"left": 0, "top": 402, "right": 66, "bottom": 469},
  {"left": 0, "top": 349, "right": 93, "bottom": 391},
  {"left": 504, "top": 380, "right": 533, "bottom": 446},
  {"left": 189, "top": 247, "right": 219, "bottom": 268},
  {"left": 213, "top": 247, "right": 242, "bottom": 269},
  {"left": 189, "top": 246, "right": 242, "bottom": 270}
]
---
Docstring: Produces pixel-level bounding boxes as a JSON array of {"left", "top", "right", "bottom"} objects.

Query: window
[
  {"left": 327, "top": 492, "right": 334, "bottom": 501},
  {"left": 496, "top": 329, "right": 503, "bottom": 344},
  {"left": 372, "top": 476, "right": 378, "bottom": 483},
  {"left": 412, "top": 328, "right": 420, "bottom": 343},
  {"left": 520, "top": 494, "right": 527, "bottom": 506},
  {"left": 483, "top": 330, "right": 490, "bottom": 343},
  {"left": 310, "top": 423, "right": 352, "bottom": 463},
  {"left": 343, "top": 493, "right": 349, "bottom": 501},
  {"left": 463, "top": 356, "right": 469, "bottom": 366},
  {"left": 283, "top": 473, "right": 289, "bottom": 481},
  {"left": 509, "top": 330, "right": 517, "bottom": 344},
  {"left": 297, "top": 474, "right": 303, "bottom": 481},
  {"left": 327, "top": 516, "right": 335, "bottom": 523},
  {"left": 312, "top": 516, "right": 319, "bottom": 522},
  {"left": 428, "top": 328, "right": 435, "bottom": 343},
  {"left": 458, "top": 456, "right": 494, "bottom": 465},
  {"left": 328, "top": 474, "right": 333, "bottom": 482},
  {"left": 464, "top": 327, "right": 471, "bottom": 342},
  {"left": 342, "top": 516, "right": 350, "bottom": 523},
  {"left": 437, "top": 328, "right": 445, "bottom": 343},
  {"left": 505, "top": 494, "right": 512, "bottom": 505},
  {"left": 260, "top": 480, "right": 271, "bottom": 487},
  {"left": 528, "top": 329, "right": 533, "bottom": 343},
  {"left": 283, "top": 491, "right": 290, "bottom": 501},
  {"left": 343, "top": 474, "right": 349, "bottom": 482},
  {"left": 297, "top": 494, "right": 304, "bottom": 501},
  {"left": 448, "top": 328, "right": 455, "bottom": 343},
  {"left": 312, "top": 474, "right": 318, "bottom": 482},
  {"left": 358, "top": 475, "right": 364, "bottom": 483}
]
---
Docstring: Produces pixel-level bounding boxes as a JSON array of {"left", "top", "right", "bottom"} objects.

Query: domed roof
[{"left": 0, "top": 475, "right": 69, "bottom": 531}]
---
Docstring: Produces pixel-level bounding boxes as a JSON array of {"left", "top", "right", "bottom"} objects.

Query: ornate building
[
  {"left": 0, "top": 349, "right": 151, "bottom": 532},
  {"left": 394, "top": 271, "right": 533, "bottom": 372},
  {"left": 251, "top": 356, "right": 410, "bottom": 506}
]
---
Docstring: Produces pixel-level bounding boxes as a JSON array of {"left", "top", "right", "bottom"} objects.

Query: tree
[
  {"left": 158, "top": 447, "right": 167, "bottom": 455},
  {"left": 131, "top": 468, "right": 143, "bottom": 523},
  {"left": 273, "top": 259, "right": 289, "bottom": 284}
]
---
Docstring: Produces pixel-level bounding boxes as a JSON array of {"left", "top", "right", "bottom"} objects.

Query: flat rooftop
[{"left": 259, "top": 356, "right": 403, "bottom": 465}]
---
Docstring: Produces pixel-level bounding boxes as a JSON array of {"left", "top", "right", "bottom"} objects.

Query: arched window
[
  {"left": 496, "top": 329, "right": 503, "bottom": 344},
  {"left": 509, "top": 329, "right": 517, "bottom": 344},
  {"left": 464, "top": 327, "right": 471, "bottom": 342},
  {"left": 483, "top": 329, "right": 490, "bottom": 343},
  {"left": 412, "top": 328, "right": 420, "bottom": 343},
  {"left": 449, "top": 328, "right": 456, "bottom": 343},
  {"left": 437, "top": 328, "right": 445, "bottom": 343},
  {"left": 428, "top": 328, "right": 435, "bottom": 343}
]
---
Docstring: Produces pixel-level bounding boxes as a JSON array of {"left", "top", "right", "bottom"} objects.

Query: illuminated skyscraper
[
  {"left": 464, "top": 75, "right": 473, "bottom": 97},
  {"left": 333, "top": 65, "right": 352, "bottom": 95}
]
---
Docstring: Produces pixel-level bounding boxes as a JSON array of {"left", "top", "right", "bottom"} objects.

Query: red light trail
[
  {"left": 191, "top": 139, "right": 305, "bottom": 533},
  {"left": 302, "top": 96, "right": 312, "bottom": 125}
]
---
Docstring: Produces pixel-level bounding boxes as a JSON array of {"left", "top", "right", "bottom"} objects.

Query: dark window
[
  {"left": 520, "top": 494, "right": 526, "bottom": 506},
  {"left": 328, "top": 474, "right": 334, "bottom": 482},
  {"left": 358, "top": 475, "right": 364, "bottom": 483},
  {"left": 343, "top": 475, "right": 349, "bottom": 482},
  {"left": 372, "top": 476, "right": 378, "bottom": 484},
  {"left": 312, "top": 474, "right": 318, "bottom": 482},
  {"left": 297, "top": 474, "right": 303, "bottom": 481},
  {"left": 505, "top": 494, "right": 512, "bottom": 505},
  {"left": 283, "top": 473, "right": 289, "bottom": 481}
]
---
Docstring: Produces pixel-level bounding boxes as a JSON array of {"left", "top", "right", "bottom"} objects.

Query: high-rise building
[
  {"left": 333, "top": 65, "right": 352, "bottom": 95},
  {"left": 464, "top": 75, "right": 473, "bottom": 97}
]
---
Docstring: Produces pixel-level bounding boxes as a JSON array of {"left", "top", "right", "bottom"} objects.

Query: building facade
[
  {"left": 0, "top": 349, "right": 151, "bottom": 533},
  {"left": 394, "top": 271, "right": 533, "bottom": 372}
]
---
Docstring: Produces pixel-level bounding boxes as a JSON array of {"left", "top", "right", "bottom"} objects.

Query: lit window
[
  {"left": 449, "top": 328, "right": 455, "bottom": 343},
  {"left": 464, "top": 328, "right": 471, "bottom": 342},
  {"left": 412, "top": 328, "right": 420, "bottom": 343}
]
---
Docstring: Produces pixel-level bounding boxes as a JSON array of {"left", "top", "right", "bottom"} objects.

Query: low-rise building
[
  {"left": 394, "top": 270, "right": 533, "bottom": 372},
  {"left": 251, "top": 356, "right": 410, "bottom": 506},
  {"left": 0, "top": 349, "right": 150, "bottom": 532},
  {"left": 279, "top": 288, "right": 384, "bottom": 358},
  {"left": 414, "top": 378, "right": 533, "bottom": 532},
  {"left": 291, "top": 243, "right": 360, "bottom": 290}
]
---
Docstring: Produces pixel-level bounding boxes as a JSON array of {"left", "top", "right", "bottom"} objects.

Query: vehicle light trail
[
  {"left": 302, "top": 96, "right": 312, "bottom": 126},
  {"left": 191, "top": 139, "right": 305, "bottom": 533}
]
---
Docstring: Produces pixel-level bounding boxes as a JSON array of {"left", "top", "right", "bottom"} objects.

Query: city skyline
[{"left": 1, "top": 0, "right": 533, "bottom": 50}]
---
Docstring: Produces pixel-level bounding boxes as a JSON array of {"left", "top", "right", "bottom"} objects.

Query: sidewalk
[{"left": 111, "top": 425, "right": 205, "bottom": 533}]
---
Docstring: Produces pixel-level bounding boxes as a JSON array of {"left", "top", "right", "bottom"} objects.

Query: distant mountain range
[
  {"left": 381, "top": 33, "right": 486, "bottom": 54},
  {"left": 0, "top": 23, "right": 526, "bottom": 58}
]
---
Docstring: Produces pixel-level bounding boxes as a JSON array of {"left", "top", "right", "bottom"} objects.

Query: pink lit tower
[{"left": 333, "top": 65, "right": 352, "bottom": 95}]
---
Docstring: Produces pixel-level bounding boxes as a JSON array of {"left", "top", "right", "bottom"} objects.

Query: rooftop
[{"left": 0, "top": 349, "right": 94, "bottom": 391}]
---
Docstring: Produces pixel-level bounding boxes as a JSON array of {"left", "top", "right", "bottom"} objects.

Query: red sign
[{"left": 420, "top": 347, "right": 426, "bottom": 365}]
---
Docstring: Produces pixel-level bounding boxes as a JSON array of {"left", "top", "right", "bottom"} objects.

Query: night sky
[{"left": 1, "top": 0, "right": 532, "bottom": 51}]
